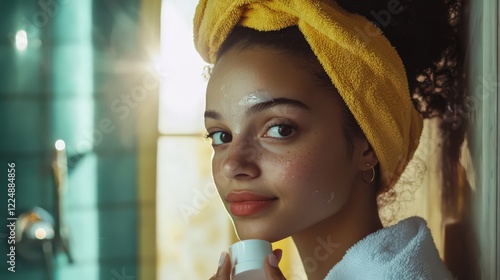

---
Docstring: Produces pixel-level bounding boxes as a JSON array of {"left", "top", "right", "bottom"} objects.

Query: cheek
[
  {"left": 276, "top": 155, "right": 314, "bottom": 186},
  {"left": 211, "top": 155, "right": 224, "bottom": 185},
  {"left": 271, "top": 149, "right": 353, "bottom": 204},
  {"left": 270, "top": 152, "right": 322, "bottom": 194}
]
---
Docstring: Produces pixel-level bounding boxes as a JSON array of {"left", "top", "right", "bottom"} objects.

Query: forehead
[{"left": 206, "top": 47, "right": 331, "bottom": 108}]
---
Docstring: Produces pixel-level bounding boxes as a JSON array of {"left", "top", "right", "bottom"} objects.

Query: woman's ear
[{"left": 354, "top": 137, "right": 379, "bottom": 171}]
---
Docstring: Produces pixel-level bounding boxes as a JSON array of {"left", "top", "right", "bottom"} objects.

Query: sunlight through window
[{"left": 157, "top": 1, "right": 233, "bottom": 279}]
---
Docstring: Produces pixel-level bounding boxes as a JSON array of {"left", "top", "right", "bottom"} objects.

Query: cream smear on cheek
[{"left": 311, "top": 190, "right": 336, "bottom": 204}]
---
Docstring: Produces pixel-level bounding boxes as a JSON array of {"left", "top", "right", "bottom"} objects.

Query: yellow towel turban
[{"left": 193, "top": 0, "right": 423, "bottom": 191}]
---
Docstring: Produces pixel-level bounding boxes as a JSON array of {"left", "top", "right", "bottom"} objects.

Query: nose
[{"left": 221, "top": 138, "right": 260, "bottom": 180}]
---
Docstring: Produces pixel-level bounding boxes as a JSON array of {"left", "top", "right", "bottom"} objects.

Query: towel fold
[
  {"left": 193, "top": 0, "right": 423, "bottom": 190},
  {"left": 325, "top": 217, "right": 454, "bottom": 279}
]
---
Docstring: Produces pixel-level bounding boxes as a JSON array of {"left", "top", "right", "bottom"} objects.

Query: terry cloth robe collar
[{"left": 325, "top": 216, "right": 454, "bottom": 280}]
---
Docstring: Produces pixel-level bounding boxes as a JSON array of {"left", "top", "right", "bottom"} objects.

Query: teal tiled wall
[{"left": 0, "top": 0, "right": 141, "bottom": 279}]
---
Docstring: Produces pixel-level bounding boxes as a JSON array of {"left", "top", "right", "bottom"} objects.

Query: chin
[{"left": 233, "top": 223, "right": 288, "bottom": 243}]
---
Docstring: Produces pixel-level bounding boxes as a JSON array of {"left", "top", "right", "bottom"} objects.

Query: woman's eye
[
  {"left": 265, "top": 124, "right": 296, "bottom": 139},
  {"left": 208, "top": 131, "right": 232, "bottom": 145}
]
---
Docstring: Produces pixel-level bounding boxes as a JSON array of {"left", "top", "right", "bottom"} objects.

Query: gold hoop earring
[{"left": 362, "top": 164, "right": 375, "bottom": 184}]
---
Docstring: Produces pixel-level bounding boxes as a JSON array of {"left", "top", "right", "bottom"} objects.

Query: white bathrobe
[{"left": 324, "top": 216, "right": 454, "bottom": 280}]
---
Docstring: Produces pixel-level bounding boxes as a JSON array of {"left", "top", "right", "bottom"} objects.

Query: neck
[{"left": 291, "top": 182, "right": 383, "bottom": 280}]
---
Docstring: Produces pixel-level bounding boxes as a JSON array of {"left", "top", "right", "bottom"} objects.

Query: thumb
[{"left": 264, "top": 249, "right": 286, "bottom": 280}]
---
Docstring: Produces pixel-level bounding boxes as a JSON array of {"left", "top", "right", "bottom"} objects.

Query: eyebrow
[{"left": 204, "top": 97, "right": 310, "bottom": 120}]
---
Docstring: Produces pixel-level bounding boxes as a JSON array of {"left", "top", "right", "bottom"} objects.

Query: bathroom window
[{"left": 156, "top": 0, "right": 233, "bottom": 279}]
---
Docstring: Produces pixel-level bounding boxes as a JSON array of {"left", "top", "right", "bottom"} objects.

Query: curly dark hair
[{"left": 336, "top": 0, "right": 463, "bottom": 119}]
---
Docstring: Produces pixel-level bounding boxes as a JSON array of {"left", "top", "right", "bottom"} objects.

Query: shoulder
[{"left": 324, "top": 217, "right": 454, "bottom": 280}]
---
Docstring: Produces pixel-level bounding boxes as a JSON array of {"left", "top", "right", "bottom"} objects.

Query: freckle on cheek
[{"left": 275, "top": 155, "right": 312, "bottom": 184}]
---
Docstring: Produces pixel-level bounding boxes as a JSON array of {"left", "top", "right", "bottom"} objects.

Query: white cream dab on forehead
[{"left": 238, "top": 90, "right": 274, "bottom": 106}]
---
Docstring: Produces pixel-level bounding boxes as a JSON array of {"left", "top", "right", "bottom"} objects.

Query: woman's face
[{"left": 205, "top": 46, "right": 367, "bottom": 242}]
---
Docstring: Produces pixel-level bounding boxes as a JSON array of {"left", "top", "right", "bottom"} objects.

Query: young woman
[{"left": 194, "top": 0, "right": 456, "bottom": 279}]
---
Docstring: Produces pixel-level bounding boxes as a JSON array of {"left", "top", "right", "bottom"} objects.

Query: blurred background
[{"left": 0, "top": 0, "right": 498, "bottom": 279}]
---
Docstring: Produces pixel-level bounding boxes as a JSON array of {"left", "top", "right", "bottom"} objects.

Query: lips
[{"left": 226, "top": 192, "right": 277, "bottom": 217}]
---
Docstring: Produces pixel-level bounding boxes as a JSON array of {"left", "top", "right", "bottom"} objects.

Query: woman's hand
[
  {"left": 209, "top": 249, "right": 286, "bottom": 280},
  {"left": 209, "top": 251, "right": 232, "bottom": 280},
  {"left": 264, "top": 249, "right": 286, "bottom": 280}
]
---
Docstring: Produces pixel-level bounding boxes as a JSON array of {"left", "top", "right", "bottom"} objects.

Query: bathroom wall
[
  {"left": 463, "top": 0, "right": 499, "bottom": 278},
  {"left": 0, "top": 0, "right": 58, "bottom": 278},
  {"left": 0, "top": 0, "right": 149, "bottom": 279},
  {"left": 438, "top": 0, "right": 499, "bottom": 278}
]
